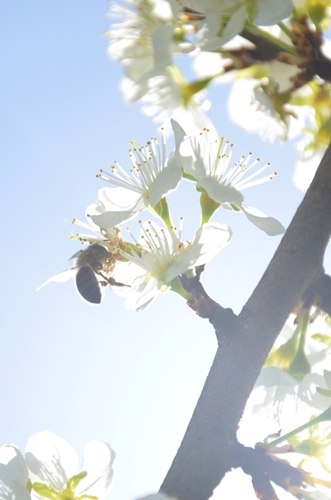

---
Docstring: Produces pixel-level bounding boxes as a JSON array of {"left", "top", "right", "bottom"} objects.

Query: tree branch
[
  {"left": 160, "top": 143, "right": 331, "bottom": 500},
  {"left": 295, "top": 273, "right": 331, "bottom": 319}
]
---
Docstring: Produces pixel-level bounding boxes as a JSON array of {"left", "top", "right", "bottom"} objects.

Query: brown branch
[
  {"left": 235, "top": 444, "right": 306, "bottom": 500},
  {"left": 241, "top": 21, "right": 331, "bottom": 84},
  {"left": 296, "top": 273, "right": 331, "bottom": 318},
  {"left": 160, "top": 143, "right": 331, "bottom": 500},
  {"left": 179, "top": 269, "right": 237, "bottom": 341}
]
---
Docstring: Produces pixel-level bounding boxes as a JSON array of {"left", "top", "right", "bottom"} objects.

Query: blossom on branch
[
  {"left": 0, "top": 432, "right": 115, "bottom": 500},
  {"left": 122, "top": 66, "right": 215, "bottom": 134},
  {"left": 299, "top": 370, "right": 331, "bottom": 411},
  {"left": 113, "top": 220, "right": 232, "bottom": 311},
  {"left": 245, "top": 312, "right": 331, "bottom": 425},
  {"left": 105, "top": 0, "right": 193, "bottom": 82},
  {"left": 190, "top": 0, "right": 293, "bottom": 50},
  {"left": 105, "top": 0, "right": 215, "bottom": 131},
  {"left": 228, "top": 76, "right": 308, "bottom": 143},
  {"left": 172, "top": 124, "right": 285, "bottom": 235},
  {"left": 0, "top": 445, "right": 30, "bottom": 500},
  {"left": 89, "top": 121, "right": 184, "bottom": 229}
]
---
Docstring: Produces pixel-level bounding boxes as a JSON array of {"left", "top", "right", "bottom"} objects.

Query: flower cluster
[
  {"left": 104, "top": 0, "right": 294, "bottom": 133},
  {"left": 42, "top": 119, "right": 284, "bottom": 311},
  {"left": 0, "top": 432, "right": 115, "bottom": 500},
  {"left": 240, "top": 310, "right": 331, "bottom": 498},
  {"left": 104, "top": 0, "right": 331, "bottom": 190},
  {"left": 249, "top": 311, "right": 331, "bottom": 422},
  {"left": 0, "top": 433, "right": 176, "bottom": 500}
]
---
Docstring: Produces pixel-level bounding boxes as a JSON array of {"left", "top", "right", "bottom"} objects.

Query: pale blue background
[{"left": 1, "top": 2, "right": 328, "bottom": 499}]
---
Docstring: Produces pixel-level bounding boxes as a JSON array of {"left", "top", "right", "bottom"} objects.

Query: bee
[{"left": 72, "top": 244, "right": 128, "bottom": 304}]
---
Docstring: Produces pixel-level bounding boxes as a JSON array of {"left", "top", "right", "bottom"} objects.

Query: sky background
[{"left": 1, "top": 2, "right": 331, "bottom": 500}]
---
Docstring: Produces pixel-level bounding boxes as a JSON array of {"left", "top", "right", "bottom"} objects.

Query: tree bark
[{"left": 160, "top": 143, "right": 331, "bottom": 500}]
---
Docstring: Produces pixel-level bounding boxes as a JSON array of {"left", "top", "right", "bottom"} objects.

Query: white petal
[
  {"left": 90, "top": 209, "right": 138, "bottom": 228},
  {"left": 298, "top": 373, "right": 331, "bottom": 411},
  {"left": 151, "top": 0, "right": 174, "bottom": 21},
  {"left": 25, "top": 432, "right": 78, "bottom": 490},
  {"left": 89, "top": 187, "right": 147, "bottom": 227},
  {"left": 0, "top": 446, "right": 30, "bottom": 500},
  {"left": 241, "top": 203, "right": 285, "bottom": 236},
  {"left": 221, "top": 5, "right": 246, "bottom": 43},
  {"left": 268, "top": 60, "right": 301, "bottom": 93},
  {"left": 75, "top": 441, "right": 115, "bottom": 499},
  {"left": 170, "top": 105, "right": 218, "bottom": 137},
  {"left": 253, "top": 367, "right": 298, "bottom": 415},
  {"left": 0, "top": 483, "right": 11, "bottom": 500},
  {"left": 172, "top": 137, "right": 196, "bottom": 176},
  {"left": 98, "top": 187, "right": 143, "bottom": 211},
  {"left": 121, "top": 74, "right": 150, "bottom": 103},
  {"left": 125, "top": 277, "right": 163, "bottom": 312},
  {"left": 324, "top": 370, "right": 331, "bottom": 390},
  {"left": 195, "top": 5, "right": 247, "bottom": 50},
  {"left": 253, "top": 0, "right": 293, "bottom": 25},
  {"left": 36, "top": 268, "right": 75, "bottom": 290},
  {"left": 192, "top": 222, "right": 232, "bottom": 266},
  {"left": 171, "top": 119, "right": 187, "bottom": 146},
  {"left": 122, "top": 56, "right": 154, "bottom": 82},
  {"left": 165, "top": 223, "right": 232, "bottom": 282},
  {"left": 199, "top": 176, "right": 244, "bottom": 204},
  {"left": 256, "top": 367, "right": 297, "bottom": 388},
  {"left": 148, "top": 163, "right": 182, "bottom": 206},
  {"left": 113, "top": 260, "right": 148, "bottom": 288},
  {"left": 152, "top": 25, "right": 173, "bottom": 70}
]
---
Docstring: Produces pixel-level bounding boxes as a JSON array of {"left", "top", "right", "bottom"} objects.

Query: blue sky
[{"left": 1, "top": 2, "right": 330, "bottom": 500}]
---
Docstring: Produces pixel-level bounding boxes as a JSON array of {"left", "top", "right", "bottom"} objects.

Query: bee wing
[{"left": 36, "top": 268, "right": 76, "bottom": 290}]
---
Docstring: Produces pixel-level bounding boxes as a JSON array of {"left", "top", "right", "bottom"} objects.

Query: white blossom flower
[
  {"left": 246, "top": 313, "right": 331, "bottom": 424},
  {"left": 184, "top": 0, "right": 293, "bottom": 50},
  {"left": 0, "top": 445, "right": 30, "bottom": 500},
  {"left": 267, "top": 314, "right": 331, "bottom": 372},
  {"left": 228, "top": 77, "right": 307, "bottom": 143},
  {"left": 191, "top": 50, "right": 227, "bottom": 80},
  {"left": 121, "top": 65, "right": 215, "bottom": 135},
  {"left": 299, "top": 370, "right": 331, "bottom": 411},
  {"left": 113, "top": 220, "right": 232, "bottom": 311},
  {"left": 105, "top": 0, "right": 215, "bottom": 129},
  {"left": 0, "top": 432, "right": 115, "bottom": 500},
  {"left": 173, "top": 126, "right": 285, "bottom": 235},
  {"left": 251, "top": 366, "right": 299, "bottom": 423},
  {"left": 106, "top": 0, "right": 174, "bottom": 81},
  {"left": 105, "top": 0, "right": 196, "bottom": 128},
  {"left": 105, "top": 0, "right": 195, "bottom": 81},
  {"left": 89, "top": 121, "right": 184, "bottom": 229},
  {"left": 194, "top": 4, "right": 248, "bottom": 50}
]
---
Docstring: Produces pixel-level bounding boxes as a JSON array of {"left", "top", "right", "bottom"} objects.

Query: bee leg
[
  {"left": 111, "top": 280, "right": 130, "bottom": 288},
  {"left": 98, "top": 272, "right": 130, "bottom": 288}
]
